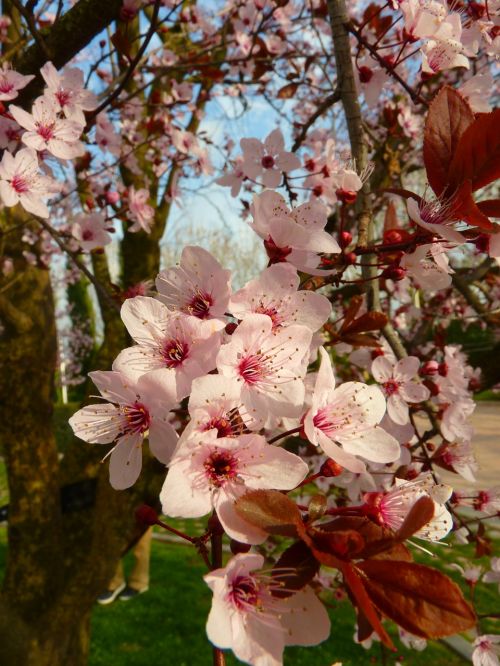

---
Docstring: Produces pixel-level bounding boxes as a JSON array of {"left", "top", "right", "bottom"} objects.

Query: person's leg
[
  {"left": 127, "top": 527, "right": 153, "bottom": 592},
  {"left": 97, "top": 560, "right": 126, "bottom": 604}
]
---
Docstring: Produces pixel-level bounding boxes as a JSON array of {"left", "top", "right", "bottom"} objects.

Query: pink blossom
[
  {"left": 371, "top": 356, "right": 430, "bottom": 425},
  {"left": 69, "top": 369, "right": 178, "bottom": 489},
  {"left": 407, "top": 196, "right": 466, "bottom": 244},
  {"left": 401, "top": 243, "right": 453, "bottom": 290},
  {"left": 72, "top": 212, "right": 112, "bottom": 252},
  {"left": 250, "top": 191, "right": 340, "bottom": 276},
  {"left": 483, "top": 558, "right": 500, "bottom": 593},
  {"left": 0, "top": 148, "right": 55, "bottom": 218},
  {"left": 161, "top": 430, "right": 308, "bottom": 543},
  {"left": 475, "top": 487, "right": 500, "bottom": 514},
  {"left": 204, "top": 553, "right": 330, "bottom": 666},
  {"left": 216, "top": 313, "right": 312, "bottom": 427},
  {"left": 441, "top": 399, "right": 475, "bottom": 443},
  {"left": 156, "top": 245, "right": 231, "bottom": 320},
  {"left": 472, "top": 635, "right": 500, "bottom": 666},
  {"left": 364, "top": 474, "right": 453, "bottom": 542},
  {"left": 40, "top": 61, "right": 98, "bottom": 125},
  {"left": 127, "top": 186, "right": 154, "bottom": 233},
  {"left": 421, "top": 14, "right": 470, "bottom": 73},
  {"left": 113, "top": 296, "right": 222, "bottom": 399},
  {"left": 0, "top": 64, "right": 34, "bottom": 101},
  {"left": 459, "top": 72, "right": 494, "bottom": 113},
  {"left": 0, "top": 116, "right": 20, "bottom": 151},
  {"left": 95, "top": 113, "right": 121, "bottom": 155},
  {"left": 400, "top": 0, "right": 448, "bottom": 40},
  {"left": 229, "top": 263, "right": 331, "bottom": 332},
  {"left": 240, "top": 128, "right": 300, "bottom": 188},
  {"left": 10, "top": 96, "right": 84, "bottom": 159},
  {"left": 440, "top": 440, "right": 478, "bottom": 482},
  {"left": 216, "top": 157, "right": 246, "bottom": 197},
  {"left": 303, "top": 347, "right": 400, "bottom": 473}
]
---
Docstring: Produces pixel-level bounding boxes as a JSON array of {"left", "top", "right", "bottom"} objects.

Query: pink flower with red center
[
  {"left": 127, "top": 185, "right": 154, "bottom": 233},
  {"left": 472, "top": 635, "right": 500, "bottom": 666},
  {"left": 400, "top": 0, "right": 448, "bottom": 41},
  {"left": 250, "top": 191, "right": 340, "bottom": 276},
  {"left": 421, "top": 14, "right": 470, "bottom": 73},
  {"left": 0, "top": 65, "right": 34, "bottom": 101},
  {"left": 161, "top": 430, "right": 308, "bottom": 543},
  {"left": 407, "top": 196, "right": 466, "bottom": 244},
  {"left": 483, "top": 558, "right": 500, "bottom": 593},
  {"left": 400, "top": 242, "right": 454, "bottom": 290},
  {"left": 40, "top": 61, "right": 98, "bottom": 125},
  {"left": 439, "top": 440, "right": 478, "bottom": 482},
  {"left": 216, "top": 313, "right": 312, "bottom": 428},
  {"left": 183, "top": 374, "right": 249, "bottom": 440},
  {"left": 156, "top": 245, "right": 231, "bottom": 321},
  {"left": 216, "top": 156, "right": 246, "bottom": 197},
  {"left": 229, "top": 263, "right": 331, "bottom": 332},
  {"left": 371, "top": 356, "right": 430, "bottom": 425},
  {"left": 113, "top": 296, "right": 222, "bottom": 399},
  {"left": 363, "top": 474, "right": 453, "bottom": 542},
  {"left": 240, "top": 128, "right": 300, "bottom": 188},
  {"left": 303, "top": 347, "right": 400, "bottom": 473},
  {"left": 204, "top": 553, "right": 330, "bottom": 666},
  {"left": 10, "top": 96, "right": 84, "bottom": 159},
  {"left": 69, "top": 369, "right": 178, "bottom": 489},
  {"left": 474, "top": 487, "right": 500, "bottom": 514},
  {"left": 72, "top": 212, "right": 112, "bottom": 252},
  {"left": 0, "top": 147, "right": 56, "bottom": 218}
]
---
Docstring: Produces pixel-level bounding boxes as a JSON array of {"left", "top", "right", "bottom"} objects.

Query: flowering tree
[{"left": 0, "top": 0, "right": 499, "bottom": 665}]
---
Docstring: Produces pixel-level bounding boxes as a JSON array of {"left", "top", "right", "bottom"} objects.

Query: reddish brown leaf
[
  {"left": 341, "top": 296, "right": 363, "bottom": 330},
  {"left": 324, "top": 516, "right": 412, "bottom": 561},
  {"left": 448, "top": 109, "right": 500, "bottom": 193},
  {"left": 339, "top": 333, "right": 381, "bottom": 348},
  {"left": 477, "top": 199, "right": 500, "bottom": 218},
  {"left": 234, "top": 490, "right": 302, "bottom": 537},
  {"left": 111, "top": 29, "right": 132, "bottom": 61},
  {"left": 384, "top": 200, "right": 400, "bottom": 232},
  {"left": 358, "top": 560, "right": 476, "bottom": 638},
  {"left": 308, "top": 528, "right": 365, "bottom": 562},
  {"left": 272, "top": 541, "right": 320, "bottom": 598},
  {"left": 342, "top": 562, "right": 395, "bottom": 649},
  {"left": 277, "top": 82, "right": 299, "bottom": 99},
  {"left": 342, "top": 311, "right": 388, "bottom": 335},
  {"left": 423, "top": 87, "right": 475, "bottom": 196},
  {"left": 451, "top": 180, "right": 494, "bottom": 231},
  {"left": 395, "top": 496, "right": 435, "bottom": 541}
]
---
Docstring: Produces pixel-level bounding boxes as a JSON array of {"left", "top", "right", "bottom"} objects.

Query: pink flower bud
[{"left": 339, "top": 230, "right": 352, "bottom": 249}]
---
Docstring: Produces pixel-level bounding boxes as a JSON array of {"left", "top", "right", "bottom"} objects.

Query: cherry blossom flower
[
  {"left": 95, "top": 113, "right": 121, "bottom": 155},
  {"left": 472, "top": 635, "right": 500, "bottom": 666},
  {"left": 160, "top": 430, "right": 308, "bottom": 543},
  {"left": 459, "top": 72, "right": 494, "bottom": 113},
  {"left": 303, "top": 347, "right": 400, "bottom": 473},
  {"left": 182, "top": 374, "right": 247, "bottom": 439},
  {"left": 363, "top": 474, "right": 453, "bottom": 541},
  {"left": 216, "top": 313, "right": 312, "bottom": 427},
  {"left": 0, "top": 64, "right": 34, "bottom": 101},
  {"left": 483, "top": 558, "right": 500, "bottom": 593},
  {"left": 399, "top": 0, "right": 448, "bottom": 40},
  {"left": 250, "top": 190, "right": 340, "bottom": 276},
  {"left": 407, "top": 196, "right": 466, "bottom": 244},
  {"left": 0, "top": 116, "right": 20, "bottom": 151},
  {"left": 204, "top": 553, "right": 330, "bottom": 666},
  {"left": 400, "top": 243, "right": 453, "bottom": 290},
  {"left": 69, "top": 369, "right": 178, "bottom": 489},
  {"left": 372, "top": 356, "right": 430, "bottom": 425},
  {"left": 474, "top": 487, "right": 500, "bottom": 514},
  {"left": 216, "top": 156, "right": 246, "bottom": 197},
  {"left": 156, "top": 245, "right": 231, "bottom": 320},
  {"left": 441, "top": 399, "right": 475, "bottom": 443},
  {"left": 127, "top": 186, "right": 154, "bottom": 233},
  {"left": 440, "top": 440, "right": 478, "bottom": 482},
  {"left": 0, "top": 147, "right": 55, "bottom": 218},
  {"left": 240, "top": 128, "right": 300, "bottom": 188},
  {"left": 421, "top": 14, "right": 470, "bottom": 73},
  {"left": 113, "top": 296, "right": 222, "bottom": 399},
  {"left": 40, "top": 61, "right": 98, "bottom": 125},
  {"left": 10, "top": 96, "right": 84, "bottom": 159},
  {"left": 229, "top": 263, "right": 331, "bottom": 332},
  {"left": 72, "top": 212, "right": 112, "bottom": 252}
]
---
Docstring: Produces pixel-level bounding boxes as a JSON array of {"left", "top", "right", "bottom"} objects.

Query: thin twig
[{"left": 292, "top": 88, "right": 341, "bottom": 152}]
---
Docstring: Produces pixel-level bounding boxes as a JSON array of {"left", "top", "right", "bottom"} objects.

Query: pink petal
[
  {"left": 371, "top": 355, "right": 393, "bottom": 383},
  {"left": 109, "top": 433, "right": 143, "bottom": 489},
  {"left": 148, "top": 419, "right": 178, "bottom": 464},
  {"left": 387, "top": 394, "right": 409, "bottom": 426},
  {"left": 394, "top": 356, "right": 420, "bottom": 382}
]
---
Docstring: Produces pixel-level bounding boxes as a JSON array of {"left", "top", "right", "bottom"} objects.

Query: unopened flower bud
[
  {"left": 383, "top": 229, "right": 405, "bottom": 245},
  {"left": 106, "top": 191, "right": 120, "bottom": 205},
  {"left": 438, "top": 362, "right": 448, "bottom": 377},
  {"left": 339, "top": 230, "right": 352, "bottom": 249},
  {"left": 358, "top": 66, "right": 373, "bottom": 83},
  {"left": 225, "top": 322, "right": 238, "bottom": 335},
  {"left": 381, "top": 266, "right": 406, "bottom": 281},
  {"left": 421, "top": 360, "right": 439, "bottom": 376},
  {"left": 336, "top": 189, "right": 357, "bottom": 205},
  {"left": 320, "top": 459, "right": 343, "bottom": 477},
  {"left": 343, "top": 252, "right": 357, "bottom": 266},
  {"left": 423, "top": 379, "right": 439, "bottom": 396},
  {"left": 135, "top": 504, "right": 159, "bottom": 527}
]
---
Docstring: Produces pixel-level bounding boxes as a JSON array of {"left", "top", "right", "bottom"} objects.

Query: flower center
[
  {"left": 204, "top": 449, "right": 238, "bottom": 487},
  {"left": 162, "top": 339, "right": 189, "bottom": 368},
  {"left": 228, "top": 575, "right": 262, "bottom": 610},
  {"left": 56, "top": 89, "right": 72, "bottom": 107},
  {"left": 238, "top": 353, "right": 266, "bottom": 385},
  {"left": 313, "top": 406, "right": 351, "bottom": 436},
  {"left": 82, "top": 229, "right": 94, "bottom": 241},
  {"left": 202, "top": 416, "right": 235, "bottom": 438},
  {"left": 383, "top": 379, "right": 400, "bottom": 396},
  {"left": 264, "top": 236, "right": 292, "bottom": 264},
  {"left": 186, "top": 290, "right": 213, "bottom": 319},
  {"left": 37, "top": 123, "right": 55, "bottom": 141},
  {"left": 11, "top": 174, "right": 29, "bottom": 194},
  {"left": 121, "top": 401, "right": 150, "bottom": 434},
  {"left": 254, "top": 303, "right": 283, "bottom": 330},
  {"left": 261, "top": 155, "right": 275, "bottom": 169}
]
